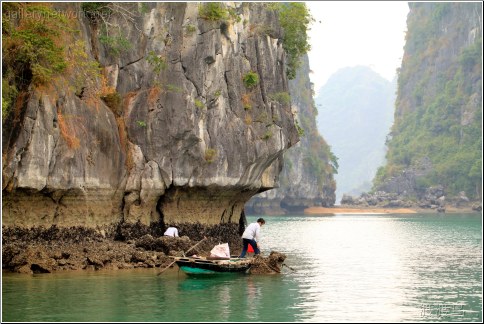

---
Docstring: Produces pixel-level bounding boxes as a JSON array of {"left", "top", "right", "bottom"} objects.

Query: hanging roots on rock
[{"left": 249, "top": 251, "right": 287, "bottom": 274}]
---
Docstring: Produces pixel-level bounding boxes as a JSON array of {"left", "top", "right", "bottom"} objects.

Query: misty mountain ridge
[{"left": 315, "top": 65, "right": 396, "bottom": 203}]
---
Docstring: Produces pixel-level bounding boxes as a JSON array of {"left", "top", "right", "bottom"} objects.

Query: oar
[
  {"left": 156, "top": 236, "right": 207, "bottom": 276},
  {"left": 156, "top": 259, "right": 177, "bottom": 276},
  {"left": 182, "top": 236, "right": 207, "bottom": 257}
]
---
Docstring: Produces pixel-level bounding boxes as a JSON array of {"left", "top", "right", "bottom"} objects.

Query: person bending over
[
  {"left": 164, "top": 226, "right": 179, "bottom": 237},
  {"left": 238, "top": 218, "right": 265, "bottom": 258}
]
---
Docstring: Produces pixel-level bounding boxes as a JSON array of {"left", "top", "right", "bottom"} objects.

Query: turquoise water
[{"left": 2, "top": 213, "right": 482, "bottom": 322}]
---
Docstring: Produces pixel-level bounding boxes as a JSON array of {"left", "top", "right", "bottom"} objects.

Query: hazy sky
[{"left": 306, "top": 1, "right": 409, "bottom": 92}]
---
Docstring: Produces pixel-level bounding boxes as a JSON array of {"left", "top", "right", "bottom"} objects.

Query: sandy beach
[
  {"left": 304, "top": 206, "right": 479, "bottom": 215},
  {"left": 304, "top": 207, "right": 417, "bottom": 214}
]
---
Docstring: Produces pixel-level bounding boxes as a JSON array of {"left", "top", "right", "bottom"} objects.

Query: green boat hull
[
  {"left": 179, "top": 266, "right": 220, "bottom": 275},
  {"left": 175, "top": 257, "right": 251, "bottom": 275}
]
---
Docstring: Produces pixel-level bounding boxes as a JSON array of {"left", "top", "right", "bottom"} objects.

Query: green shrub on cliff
[
  {"left": 199, "top": 3, "right": 228, "bottom": 21},
  {"left": 101, "top": 92, "right": 122, "bottom": 116},
  {"left": 147, "top": 51, "right": 167, "bottom": 74},
  {"left": 2, "top": 3, "right": 69, "bottom": 121},
  {"left": 243, "top": 71, "right": 259, "bottom": 89},
  {"left": 269, "top": 92, "right": 291, "bottom": 105},
  {"left": 98, "top": 31, "right": 132, "bottom": 57},
  {"left": 295, "top": 119, "right": 305, "bottom": 137},
  {"left": 204, "top": 148, "right": 217, "bottom": 163},
  {"left": 2, "top": 78, "right": 17, "bottom": 120},
  {"left": 82, "top": 2, "right": 137, "bottom": 57},
  {"left": 2, "top": 3, "right": 68, "bottom": 86},
  {"left": 269, "top": 3, "right": 313, "bottom": 80}
]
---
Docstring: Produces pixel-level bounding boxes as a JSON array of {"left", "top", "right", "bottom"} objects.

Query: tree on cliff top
[{"left": 268, "top": 3, "right": 313, "bottom": 80}]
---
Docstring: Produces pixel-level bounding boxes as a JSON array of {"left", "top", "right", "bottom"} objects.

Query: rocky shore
[
  {"left": 2, "top": 222, "right": 244, "bottom": 274},
  {"left": 334, "top": 187, "right": 482, "bottom": 214}
]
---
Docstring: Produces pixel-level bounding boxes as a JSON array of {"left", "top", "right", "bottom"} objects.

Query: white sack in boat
[{"left": 210, "top": 243, "right": 230, "bottom": 258}]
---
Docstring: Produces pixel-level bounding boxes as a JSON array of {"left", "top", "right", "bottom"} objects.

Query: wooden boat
[{"left": 174, "top": 256, "right": 252, "bottom": 275}]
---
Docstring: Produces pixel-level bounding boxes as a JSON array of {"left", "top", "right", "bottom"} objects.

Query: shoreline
[
  {"left": 304, "top": 206, "right": 480, "bottom": 215},
  {"left": 1, "top": 223, "right": 244, "bottom": 274}
]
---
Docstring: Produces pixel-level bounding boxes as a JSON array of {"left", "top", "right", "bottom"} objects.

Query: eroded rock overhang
[{"left": 1, "top": 3, "right": 299, "bottom": 227}]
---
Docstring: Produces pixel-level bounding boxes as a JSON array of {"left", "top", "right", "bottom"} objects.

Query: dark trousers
[{"left": 239, "top": 238, "right": 260, "bottom": 258}]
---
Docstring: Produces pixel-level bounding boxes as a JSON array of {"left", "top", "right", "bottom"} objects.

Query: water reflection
[
  {"left": 259, "top": 214, "right": 482, "bottom": 322},
  {"left": 169, "top": 273, "right": 300, "bottom": 322},
  {"left": 177, "top": 275, "right": 237, "bottom": 291}
]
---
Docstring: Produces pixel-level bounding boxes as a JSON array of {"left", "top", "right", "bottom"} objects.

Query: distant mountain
[{"left": 315, "top": 66, "right": 395, "bottom": 203}]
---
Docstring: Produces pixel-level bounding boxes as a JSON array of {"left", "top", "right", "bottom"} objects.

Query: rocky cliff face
[
  {"left": 2, "top": 3, "right": 299, "bottom": 227},
  {"left": 373, "top": 2, "right": 482, "bottom": 203},
  {"left": 246, "top": 56, "right": 337, "bottom": 214}
]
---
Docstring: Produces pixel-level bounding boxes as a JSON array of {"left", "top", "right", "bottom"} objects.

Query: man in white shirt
[
  {"left": 238, "top": 218, "right": 265, "bottom": 258},
  {"left": 164, "top": 226, "right": 179, "bottom": 237}
]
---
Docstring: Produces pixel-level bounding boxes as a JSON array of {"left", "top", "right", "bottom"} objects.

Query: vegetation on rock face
[
  {"left": 269, "top": 92, "right": 291, "bottom": 105},
  {"left": 81, "top": 2, "right": 138, "bottom": 57},
  {"left": 146, "top": 51, "right": 167, "bottom": 74},
  {"left": 1, "top": 3, "right": 107, "bottom": 124},
  {"left": 373, "top": 3, "right": 482, "bottom": 200},
  {"left": 2, "top": 3, "right": 69, "bottom": 120},
  {"left": 198, "top": 2, "right": 229, "bottom": 22},
  {"left": 268, "top": 3, "right": 313, "bottom": 80},
  {"left": 204, "top": 148, "right": 217, "bottom": 163},
  {"left": 101, "top": 92, "right": 122, "bottom": 116},
  {"left": 194, "top": 99, "right": 205, "bottom": 109},
  {"left": 198, "top": 2, "right": 241, "bottom": 23},
  {"left": 294, "top": 119, "right": 305, "bottom": 137},
  {"left": 98, "top": 30, "right": 132, "bottom": 57},
  {"left": 242, "top": 71, "right": 260, "bottom": 89}
]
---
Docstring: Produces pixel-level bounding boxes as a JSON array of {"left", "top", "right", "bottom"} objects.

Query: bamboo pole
[{"left": 156, "top": 237, "right": 207, "bottom": 276}]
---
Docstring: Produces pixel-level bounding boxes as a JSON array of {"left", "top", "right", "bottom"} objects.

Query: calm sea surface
[{"left": 2, "top": 213, "right": 482, "bottom": 322}]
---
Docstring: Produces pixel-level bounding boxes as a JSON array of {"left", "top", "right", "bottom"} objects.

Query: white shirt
[
  {"left": 164, "top": 227, "right": 179, "bottom": 237},
  {"left": 242, "top": 222, "right": 261, "bottom": 242}
]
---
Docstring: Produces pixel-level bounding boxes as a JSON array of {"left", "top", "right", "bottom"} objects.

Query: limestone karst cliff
[
  {"left": 246, "top": 55, "right": 337, "bottom": 214},
  {"left": 373, "top": 2, "right": 482, "bottom": 203},
  {"left": 2, "top": 2, "right": 302, "bottom": 227}
]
